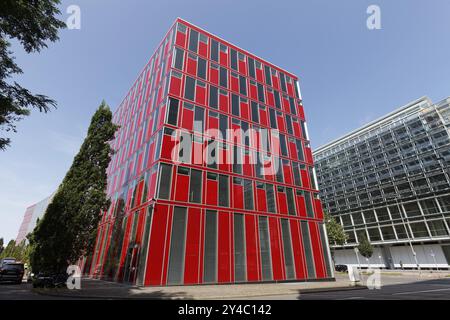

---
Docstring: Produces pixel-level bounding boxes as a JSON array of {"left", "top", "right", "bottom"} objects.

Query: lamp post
[{"left": 392, "top": 196, "right": 421, "bottom": 274}]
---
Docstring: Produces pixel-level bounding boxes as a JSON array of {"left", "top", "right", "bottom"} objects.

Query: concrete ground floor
[{"left": 333, "top": 241, "right": 450, "bottom": 269}]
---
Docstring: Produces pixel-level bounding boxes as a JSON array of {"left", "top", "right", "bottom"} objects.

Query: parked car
[
  {"left": 335, "top": 264, "right": 348, "bottom": 272},
  {"left": 0, "top": 262, "right": 25, "bottom": 284},
  {"left": 32, "top": 272, "right": 68, "bottom": 288},
  {"left": 0, "top": 258, "right": 17, "bottom": 267}
]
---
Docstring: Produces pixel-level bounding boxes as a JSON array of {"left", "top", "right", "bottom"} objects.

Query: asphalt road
[
  {"left": 0, "top": 281, "right": 74, "bottom": 300},
  {"left": 1, "top": 277, "right": 450, "bottom": 300}
]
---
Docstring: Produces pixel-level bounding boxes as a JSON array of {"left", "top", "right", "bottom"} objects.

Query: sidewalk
[{"left": 33, "top": 274, "right": 365, "bottom": 300}]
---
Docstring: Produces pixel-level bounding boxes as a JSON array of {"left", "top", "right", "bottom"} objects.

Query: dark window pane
[
  {"left": 209, "top": 85, "right": 218, "bottom": 109},
  {"left": 285, "top": 115, "right": 293, "bottom": 134},
  {"left": 158, "top": 163, "right": 172, "bottom": 199},
  {"left": 274, "top": 90, "right": 281, "bottom": 109},
  {"left": 233, "top": 146, "right": 242, "bottom": 174},
  {"left": 301, "top": 221, "right": 316, "bottom": 278},
  {"left": 194, "top": 106, "right": 204, "bottom": 133},
  {"left": 167, "top": 207, "right": 187, "bottom": 285},
  {"left": 239, "top": 75, "right": 247, "bottom": 95},
  {"left": 281, "top": 219, "right": 295, "bottom": 279},
  {"left": 220, "top": 67, "right": 228, "bottom": 88},
  {"left": 280, "top": 73, "right": 287, "bottom": 92},
  {"left": 173, "top": 47, "right": 184, "bottom": 70},
  {"left": 232, "top": 94, "right": 240, "bottom": 116},
  {"left": 234, "top": 213, "right": 246, "bottom": 282},
  {"left": 203, "top": 211, "right": 217, "bottom": 283},
  {"left": 279, "top": 134, "right": 288, "bottom": 156},
  {"left": 258, "top": 216, "right": 272, "bottom": 280},
  {"left": 251, "top": 101, "right": 259, "bottom": 123},
  {"left": 184, "top": 76, "right": 195, "bottom": 101},
  {"left": 296, "top": 139, "right": 304, "bottom": 161},
  {"left": 219, "top": 114, "right": 228, "bottom": 140},
  {"left": 188, "top": 29, "right": 199, "bottom": 53},
  {"left": 269, "top": 108, "right": 277, "bottom": 129},
  {"left": 189, "top": 169, "right": 202, "bottom": 203},
  {"left": 304, "top": 191, "right": 315, "bottom": 218},
  {"left": 167, "top": 98, "right": 179, "bottom": 125},
  {"left": 210, "top": 39, "right": 218, "bottom": 62},
  {"left": 264, "top": 65, "right": 272, "bottom": 86},
  {"left": 197, "top": 57, "right": 206, "bottom": 79},
  {"left": 244, "top": 179, "right": 254, "bottom": 210},
  {"left": 289, "top": 97, "right": 297, "bottom": 115},
  {"left": 230, "top": 48, "right": 238, "bottom": 70},
  {"left": 219, "top": 175, "right": 229, "bottom": 207},
  {"left": 266, "top": 184, "right": 276, "bottom": 213},
  {"left": 257, "top": 83, "right": 265, "bottom": 103},
  {"left": 248, "top": 57, "right": 255, "bottom": 78},
  {"left": 286, "top": 187, "right": 296, "bottom": 216}
]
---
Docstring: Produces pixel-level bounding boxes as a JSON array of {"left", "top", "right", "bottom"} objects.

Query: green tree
[
  {"left": 324, "top": 212, "right": 348, "bottom": 265},
  {"left": 0, "top": 0, "right": 66, "bottom": 150},
  {"left": 0, "top": 239, "right": 30, "bottom": 264},
  {"left": 357, "top": 235, "right": 374, "bottom": 260},
  {"left": 0, "top": 238, "right": 4, "bottom": 255},
  {"left": 29, "top": 102, "right": 118, "bottom": 273}
]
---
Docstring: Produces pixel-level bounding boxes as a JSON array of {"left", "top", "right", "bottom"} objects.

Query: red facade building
[{"left": 89, "top": 18, "right": 333, "bottom": 286}]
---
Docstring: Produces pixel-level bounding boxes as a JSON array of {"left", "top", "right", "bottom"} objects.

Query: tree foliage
[
  {"left": 0, "top": 239, "right": 31, "bottom": 264},
  {"left": 0, "top": 237, "right": 4, "bottom": 255},
  {"left": 357, "top": 235, "right": 374, "bottom": 259},
  {"left": 29, "top": 102, "right": 118, "bottom": 273},
  {"left": 0, "top": 0, "right": 66, "bottom": 150},
  {"left": 324, "top": 212, "right": 348, "bottom": 246}
]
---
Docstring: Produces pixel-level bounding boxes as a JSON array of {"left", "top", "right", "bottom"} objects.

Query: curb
[{"left": 33, "top": 285, "right": 367, "bottom": 300}]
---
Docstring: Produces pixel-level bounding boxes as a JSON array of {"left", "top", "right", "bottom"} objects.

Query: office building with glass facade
[
  {"left": 89, "top": 18, "right": 333, "bottom": 286},
  {"left": 314, "top": 96, "right": 450, "bottom": 269}
]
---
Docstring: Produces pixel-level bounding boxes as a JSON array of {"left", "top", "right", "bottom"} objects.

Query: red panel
[
  {"left": 309, "top": 222, "right": 326, "bottom": 279},
  {"left": 232, "top": 183, "right": 244, "bottom": 209},
  {"left": 230, "top": 75, "right": 239, "bottom": 92},
  {"left": 219, "top": 146, "right": 231, "bottom": 172},
  {"left": 219, "top": 92, "right": 229, "bottom": 113},
  {"left": 288, "top": 140, "right": 298, "bottom": 160},
  {"left": 195, "top": 84, "right": 206, "bottom": 105},
  {"left": 169, "top": 75, "right": 182, "bottom": 97},
  {"left": 256, "top": 187, "right": 267, "bottom": 212},
  {"left": 272, "top": 75, "right": 279, "bottom": 90},
  {"left": 283, "top": 164, "right": 293, "bottom": 185},
  {"left": 243, "top": 153, "right": 253, "bottom": 177},
  {"left": 305, "top": 147, "right": 313, "bottom": 165},
  {"left": 198, "top": 41, "right": 208, "bottom": 58},
  {"left": 175, "top": 30, "right": 186, "bottom": 48},
  {"left": 238, "top": 59, "right": 247, "bottom": 75},
  {"left": 301, "top": 169, "right": 310, "bottom": 189},
  {"left": 256, "top": 67, "right": 264, "bottom": 83},
  {"left": 249, "top": 83, "right": 257, "bottom": 100},
  {"left": 289, "top": 220, "right": 307, "bottom": 280},
  {"left": 184, "top": 208, "right": 201, "bottom": 284},
  {"left": 277, "top": 114, "right": 286, "bottom": 133},
  {"left": 186, "top": 56, "right": 197, "bottom": 76},
  {"left": 268, "top": 217, "right": 284, "bottom": 280},
  {"left": 161, "top": 207, "right": 173, "bottom": 285},
  {"left": 180, "top": 106, "right": 194, "bottom": 131},
  {"left": 206, "top": 178, "right": 218, "bottom": 206},
  {"left": 293, "top": 120, "right": 301, "bottom": 138},
  {"left": 266, "top": 90, "right": 275, "bottom": 107},
  {"left": 218, "top": 211, "right": 231, "bottom": 283},
  {"left": 219, "top": 51, "right": 228, "bottom": 66},
  {"left": 161, "top": 133, "right": 176, "bottom": 160},
  {"left": 282, "top": 97, "right": 290, "bottom": 114},
  {"left": 297, "top": 103, "right": 305, "bottom": 120},
  {"left": 277, "top": 191, "right": 288, "bottom": 215},
  {"left": 296, "top": 194, "right": 307, "bottom": 218},
  {"left": 259, "top": 108, "right": 268, "bottom": 127},
  {"left": 174, "top": 172, "right": 189, "bottom": 202},
  {"left": 240, "top": 101, "right": 250, "bottom": 121},
  {"left": 209, "top": 65, "right": 219, "bottom": 85},
  {"left": 245, "top": 214, "right": 259, "bottom": 281},
  {"left": 144, "top": 204, "right": 169, "bottom": 285},
  {"left": 207, "top": 114, "right": 219, "bottom": 131},
  {"left": 314, "top": 198, "right": 324, "bottom": 220}
]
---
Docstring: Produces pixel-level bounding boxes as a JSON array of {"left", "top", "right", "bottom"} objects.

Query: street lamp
[{"left": 391, "top": 196, "right": 421, "bottom": 274}]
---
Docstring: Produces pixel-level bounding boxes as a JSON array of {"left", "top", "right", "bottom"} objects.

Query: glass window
[
  {"left": 428, "top": 220, "right": 448, "bottom": 236},
  {"left": 210, "top": 39, "right": 218, "bottom": 62},
  {"left": 266, "top": 183, "right": 276, "bottom": 213},
  {"left": 234, "top": 213, "right": 246, "bottom": 282},
  {"left": 244, "top": 179, "right": 254, "bottom": 210},
  {"left": 301, "top": 221, "right": 316, "bottom": 278},
  {"left": 280, "top": 73, "right": 287, "bottom": 92},
  {"left": 209, "top": 85, "right": 218, "bottom": 109},
  {"left": 188, "top": 29, "right": 199, "bottom": 52},
  {"left": 167, "top": 207, "right": 187, "bottom": 285},
  {"left": 179, "top": 132, "right": 192, "bottom": 163},
  {"left": 248, "top": 57, "right": 255, "bottom": 78},
  {"left": 258, "top": 216, "right": 272, "bottom": 280},
  {"left": 289, "top": 97, "right": 297, "bottom": 115},
  {"left": 158, "top": 163, "right": 172, "bottom": 199},
  {"left": 279, "top": 134, "right": 288, "bottom": 156},
  {"left": 167, "top": 98, "right": 179, "bottom": 126},
  {"left": 239, "top": 75, "right": 247, "bottom": 96},
  {"left": 219, "top": 174, "right": 229, "bottom": 207},
  {"left": 296, "top": 139, "right": 304, "bottom": 161},
  {"left": 184, "top": 76, "right": 195, "bottom": 101},
  {"left": 274, "top": 90, "right": 281, "bottom": 109},
  {"left": 231, "top": 94, "right": 240, "bottom": 116},
  {"left": 285, "top": 115, "right": 293, "bottom": 134},
  {"left": 233, "top": 146, "right": 242, "bottom": 174},
  {"left": 286, "top": 187, "right": 296, "bottom": 216},
  {"left": 304, "top": 191, "right": 315, "bottom": 218},
  {"left": 220, "top": 67, "right": 228, "bottom": 88},
  {"left": 264, "top": 65, "right": 272, "bottom": 86},
  {"left": 197, "top": 57, "right": 206, "bottom": 80},
  {"left": 173, "top": 47, "right": 184, "bottom": 70},
  {"left": 219, "top": 114, "right": 228, "bottom": 140},
  {"left": 194, "top": 106, "right": 204, "bottom": 133},
  {"left": 251, "top": 101, "right": 259, "bottom": 123},
  {"left": 189, "top": 169, "right": 202, "bottom": 203},
  {"left": 203, "top": 210, "right": 217, "bottom": 283},
  {"left": 136, "top": 207, "right": 153, "bottom": 285},
  {"left": 257, "top": 83, "right": 265, "bottom": 103},
  {"left": 230, "top": 48, "right": 238, "bottom": 70},
  {"left": 281, "top": 219, "right": 295, "bottom": 279},
  {"left": 269, "top": 108, "right": 277, "bottom": 129}
]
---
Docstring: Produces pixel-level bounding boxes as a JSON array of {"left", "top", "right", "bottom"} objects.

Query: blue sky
[{"left": 1, "top": 0, "right": 450, "bottom": 242}]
